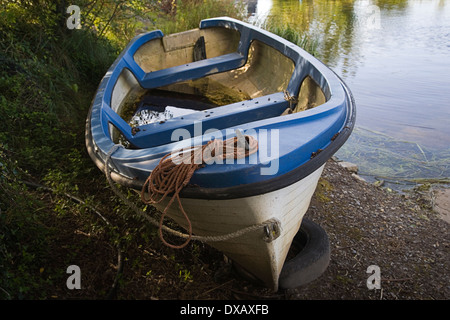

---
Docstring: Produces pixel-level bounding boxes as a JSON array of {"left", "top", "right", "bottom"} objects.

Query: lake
[{"left": 246, "top": 0, "right": 450, "bottom": 188}]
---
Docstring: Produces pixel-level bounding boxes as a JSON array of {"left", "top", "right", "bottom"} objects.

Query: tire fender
[{"left": 279, "top": 218, "right": 331, "bottom": 289}]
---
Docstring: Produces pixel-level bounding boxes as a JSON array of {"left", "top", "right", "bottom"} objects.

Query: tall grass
[
  {"left": 0, "top": 4, "right": 117, "bottom": 175},
  {"left": 259, "top": 19, "right": 319, "bottom": 56},
  {"left": 153, "top": 0, "right": 246, "bottom": 34},
  {"left": 0, "top": 0, "right": 246, "bottom": 300},
  {"left": 0, "top": 0, "right": 322, "bottom": 299},
  {"left": 0, "top": 3, "right": 118, "bottom": 299}
]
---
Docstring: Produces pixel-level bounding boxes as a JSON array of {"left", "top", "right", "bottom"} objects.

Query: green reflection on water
[
  {"left": 261, "top": 0, "right": 409, "bottom": 65},
  {"left": 251, "top": 0, "right": 450, "bottom": 185}
]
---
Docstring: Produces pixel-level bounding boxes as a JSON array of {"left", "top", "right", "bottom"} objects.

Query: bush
[
  {"left": 0, "top": 3, "right": 117, "bottom": 299},
  {"left": 0, "top": 3, "right": 117, "bottom": 177},
  {"left": 0, "top": 145, "right": 54, "bottom": 299},
  {"left": 0, "top": 0, "right": 245, "bottom": 299}
]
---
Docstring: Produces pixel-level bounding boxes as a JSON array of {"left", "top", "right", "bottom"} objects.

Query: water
[{"left": 247, "top": 0, "right": 450, "bottom": 187}]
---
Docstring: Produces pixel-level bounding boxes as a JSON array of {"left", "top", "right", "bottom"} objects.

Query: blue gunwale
[{"left": 86, "top": 17, "right": 355, "bottom": 197}]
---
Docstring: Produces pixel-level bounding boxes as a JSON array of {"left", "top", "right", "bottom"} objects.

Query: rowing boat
[{"left": 85, "top": 17, "right": 355, "bottom": 291}]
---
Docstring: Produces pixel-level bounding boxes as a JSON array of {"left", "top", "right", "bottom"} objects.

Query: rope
[
  {"left": 105, "top": 135, "right": 281, "bottom": 249},
  {"left": 284, "top": 90, "right": 297, "bottom": 109}
]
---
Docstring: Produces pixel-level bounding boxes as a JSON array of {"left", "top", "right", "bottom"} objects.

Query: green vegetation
[
  {"left": 0, "top": 0, "right": 119, "bottom": 299},
  {"left": 259, "top": 19, "right": 319, "bottom": 56},
  {"left": 0, "top": 0, "right": 245, "bottom": 300},
  {"left": 0, "top": 0, "right": 319, "bottom": 299}
]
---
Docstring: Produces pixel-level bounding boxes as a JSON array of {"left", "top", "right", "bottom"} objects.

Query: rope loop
[{"left": 284, "top": 90, "right": 297, "bottom": 109}]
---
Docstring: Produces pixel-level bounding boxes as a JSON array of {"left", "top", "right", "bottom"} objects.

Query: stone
[{"left": 338, "top": 161, "right": 358, "bottom": 173}]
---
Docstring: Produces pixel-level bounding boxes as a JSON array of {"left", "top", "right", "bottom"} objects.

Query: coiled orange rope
[{"left": 140, "top": 135, "right": 258, "bottom": 249}]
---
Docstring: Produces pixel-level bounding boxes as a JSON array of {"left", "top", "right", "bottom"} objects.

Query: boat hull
[
  {"left": 150, "top": 165, "right": 324, "bottom": 290},
  {"left": 85, "top": 17, "right": 356, "bottom": 292}
]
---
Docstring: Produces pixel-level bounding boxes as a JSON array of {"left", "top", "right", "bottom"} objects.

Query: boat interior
[{"left": 109, "top": 26, "right": 326, "bottom": 147}]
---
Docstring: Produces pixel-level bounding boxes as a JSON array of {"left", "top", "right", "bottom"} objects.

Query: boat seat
[
  {"left": 100, "top": 29, "right": 255, "bottom": 148},
  {"left": 121, "top": 91, "right": 290, "bottom": 149},
  {"left": 120, "top": 30, "right": 247, "bottom": 90},
  {"left": 137, "top": 52, "right": 246, "bottom": 89}
]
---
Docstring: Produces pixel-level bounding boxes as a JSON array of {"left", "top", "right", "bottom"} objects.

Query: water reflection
[{"left": 248, "top": 0, "right": 450, "bottom": 184}]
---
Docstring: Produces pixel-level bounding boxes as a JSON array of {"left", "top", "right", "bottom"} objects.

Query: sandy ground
[{"left": 434, "top": 189, "right": 450, "bottom": 224}]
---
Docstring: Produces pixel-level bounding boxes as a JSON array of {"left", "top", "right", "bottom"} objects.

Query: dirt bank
[
  {"left": 280, "top": 159, "right": 449, "bottom": 300},
  {"left": 205, "top": 159, "right": 449, "bottom": 300},
  {"left": 53, "top": 159, "right": 448, "bottom": 300}
]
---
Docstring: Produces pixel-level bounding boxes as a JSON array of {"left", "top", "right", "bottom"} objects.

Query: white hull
[{"left": 152, "top": 164, "right": 325, "bottom": 291}]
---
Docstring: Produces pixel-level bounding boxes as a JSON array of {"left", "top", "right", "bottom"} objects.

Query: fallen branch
[
  {"left": 381, "top": 277, "right": 413, "bottom": 282},
  {"left": 195, "top": 279, "right": 235, "bottom": 299},
  {"left": 22, "top": 180, "right": 110, "bottom": 225}
]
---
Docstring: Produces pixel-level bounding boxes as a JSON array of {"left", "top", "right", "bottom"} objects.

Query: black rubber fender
[{"left": 279, "top": 218, "right": 331, "bottom": 289}]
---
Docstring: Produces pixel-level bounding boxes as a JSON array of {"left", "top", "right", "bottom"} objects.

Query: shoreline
[
  {"left": 333, "top": 158, "right": 450, "bottom": 224},
  {"left": 278, "top": 158, "right": 450, "bottom": 299}
]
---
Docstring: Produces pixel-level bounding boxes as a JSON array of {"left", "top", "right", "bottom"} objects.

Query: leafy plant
[
  {"left": 0, "top": 0, "right": 245, "bottom": 299},
  {"left": 0, "top": 145, "right": 54, "bottom": 299}
]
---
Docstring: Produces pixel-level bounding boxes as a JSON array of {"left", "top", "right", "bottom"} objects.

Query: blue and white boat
[{"left": 85, "top": 17, "right": 355, "bottom": 291}]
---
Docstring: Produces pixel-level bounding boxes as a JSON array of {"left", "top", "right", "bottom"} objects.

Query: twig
[
  {"left": 0, "top": 286, "right": 11, "bottom": 299},
  {"left": 194, "top": 279, "right": 234, "bottom": 299},
  {"left": 97, "top": 0, "right": 124, "bottom": 39},
  {"left": 381, "top": 277, "right": 412, "bottom": 282},
  {"left": 105, "top": 243, "right": 124, "bottom": 300},
  {"left": 22, "top": 180, "right": 110, "bottom": 225},
  {"left": 335, "top": 245, "right": 353, "bottom": 250},
  {"left": 416, "top": 143, "right": 428, "bottom": 163}
]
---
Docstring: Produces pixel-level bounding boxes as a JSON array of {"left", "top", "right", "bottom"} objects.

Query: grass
[
  {"left": 0, "top": 1, "right": 322, "bottom": 299},
  {"left": 159, "top": 0, "right": 246, "bottom": 34},
  {"left": 0, "top": 2, "right": 124, "bottom": 299},
  {"left": 258, "top": 19, "right": 319, "bottom": 56}
]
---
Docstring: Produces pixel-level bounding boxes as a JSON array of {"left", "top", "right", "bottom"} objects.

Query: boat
[{"left": 85, "top": 17, "right": 356, "bottom": 291}]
